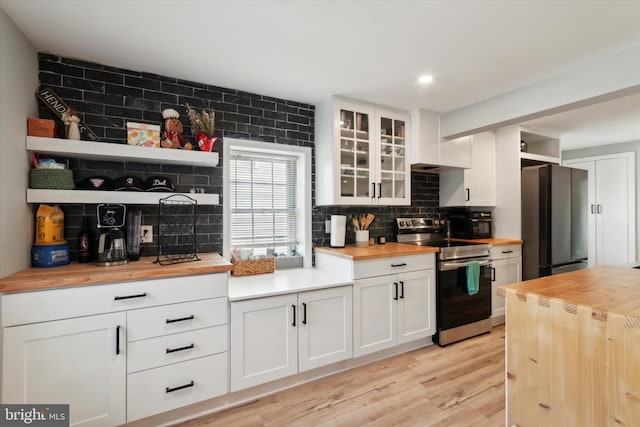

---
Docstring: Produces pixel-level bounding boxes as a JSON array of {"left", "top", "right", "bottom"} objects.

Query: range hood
[{"left": 410, "top": 109, "right": 471, "bottom": 172}]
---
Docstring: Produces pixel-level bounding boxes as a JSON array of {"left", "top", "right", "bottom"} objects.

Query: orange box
[{"left": 27, "top": 118, "right": 56, "bottom": 138}]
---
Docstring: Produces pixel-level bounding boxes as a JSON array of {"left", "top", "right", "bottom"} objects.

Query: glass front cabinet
[{"left": 315, "top": 97, "right": 411, "bottom": 206}]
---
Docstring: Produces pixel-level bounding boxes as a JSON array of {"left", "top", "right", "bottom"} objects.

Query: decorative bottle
[{"left": 78, "top": 217, "right": 91, "bottom": 263}]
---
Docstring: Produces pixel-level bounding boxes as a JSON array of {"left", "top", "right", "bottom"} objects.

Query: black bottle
[{"left": 78, "top": 217, "right": 91, "bottom": 263}]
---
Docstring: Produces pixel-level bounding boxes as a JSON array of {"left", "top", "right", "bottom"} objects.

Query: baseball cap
[
  {"left": 76, "top": 176, "right": 112, "bottom": 190},
  {"left": 145, "top": 176, "right": 175, "bottom": 192},
  {"left": 113, "top": 176, "right": 144, "bottom": 191}
]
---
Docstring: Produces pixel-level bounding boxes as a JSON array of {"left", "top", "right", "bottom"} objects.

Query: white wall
[
  {"left": 0, "top": 8, "right": 38, "bottom": 278},
  {"left": 493, "top": 126, "right": 522, "bottom": 239}
]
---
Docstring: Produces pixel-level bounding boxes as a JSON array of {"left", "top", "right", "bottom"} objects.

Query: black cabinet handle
[
  {"left": 465, "top": 188, "right": 470, "bottom": 201},
  {"left": 399, "top": 281, "right": 405, "bottom": 299},
  {"left": 116, "top": 325, "right": 121, "bottom": 355},
  {"left": 591, "top": 204, "right": 595, "bottom": 214},
  {"left": 491, "top": 267, "right": 496, "bottom": 282},
  {"left": 378, "top": 183, "right": 382, "bottom": 198},
  {"left": 597, "top": 204, "right": 602, "bottom": 214},
  {"left": 394, "top": 282, "right": 398, "bottom": 300},
  {"left": 114, "top": 292, "right": 147, "bottom": 301},
  {"left": 501, "top": 250, "right": 514, "bottom": 254},
  {"left": 166, "top": 315, "right": 195, "bottom": 324},
  {"left": 166, "top": 343, "right": 195, "bottom": 354},
  {"left": 302, "top": 302, "right": 307, "bottom": 325},
  {"left": 391, "top": 263, "right": 407, "bottom": 268},
  {"left": 166, "top": 380, "right": 194, "bottom": 393},
  {"left": 292, "top": 304, "right": 296, "bottom": 327},
  {"left": 371, "top": 183, "right": 376, "bottom": 198}
]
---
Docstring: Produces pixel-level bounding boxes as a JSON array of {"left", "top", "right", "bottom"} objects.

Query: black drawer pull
[
  {"left": 501, "top": 250, "right": 514, "bottom": 254},
  {"left": 166, "top": 315, "right": 195, "bottom": 324},
  {"left": 114, "top": 292, "right": 147, "bottom": 301},
  {"left": 116, "top": 325, "right": 121, "bottom": 355},
  {"left": 165, "top": 380, "right": 194, "bottom": 393},
  {"left": 391, "top": 263, "right": 407, "bottom": 268},
  {"left": 166, "top": 343, "right": 194, "bottom": 354},
  {"left": 292, "top": 304, "right": 296, "bottom": 327}
]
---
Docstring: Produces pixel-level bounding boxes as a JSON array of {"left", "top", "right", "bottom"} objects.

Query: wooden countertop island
[{"left": 498, "top": 266, "right": 640, "bottom": 426}]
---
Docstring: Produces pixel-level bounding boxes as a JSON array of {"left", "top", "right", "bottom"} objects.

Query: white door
[
  {"left": 566, "top": 153, "right": 635, "bottom": 266},
  {"left": 230, "top": 294, "right": 298, "bottom": 392},
  {"left": 596, "top": 156, "right": 634, "bottom": 265},
  {"left": 491, "top": 257, "right": 522, "bottom": 324},
  {"left": 353, "top": 275, "right": 396, "bottom": 357},
  {"left": 3, "top": 313, "right": 126, "bottom": 427},
  {"left": 397, "top": 269, "right": 435, "bottom": 344},
  {"left": 298, "top": 286, "right": 353, "bottom": 372},
  {"left": 465, "top": 131, "right": 496, "bottom": 206},
  {"left": 334, "top": 101, "right": 376, "bottom": 205},
  {"left": 376, "top": 109, "right": 411, "bottom": 206}
]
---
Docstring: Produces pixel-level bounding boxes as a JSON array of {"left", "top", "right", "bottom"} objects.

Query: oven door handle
[{"left": 439, "top": 259, "right": 491, "bottom": 271}]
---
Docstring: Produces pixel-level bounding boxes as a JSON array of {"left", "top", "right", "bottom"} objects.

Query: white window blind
[{"left": 229, "top": 149, "right": 298, "bottom": 256}]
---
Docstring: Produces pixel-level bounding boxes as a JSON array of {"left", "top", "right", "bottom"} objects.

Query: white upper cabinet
[
  {"left": 410, "top": 109, "right": 471, "bottom": 169},
  {"left": 439, "top": 131, "right": 496, "bottom": 207},
  {"left": 315, "top": 97, "right": 411, "bottom": 206}
]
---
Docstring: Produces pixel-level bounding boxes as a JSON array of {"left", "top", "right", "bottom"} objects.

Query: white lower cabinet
[
  {"left": 230, "top": 286, "right": 352, "bottom": 392},
  {"left": 1, "top": 273, "right": 229, "bottom": 426},
  {"left": 3, "top": 313, "right": 127, "bottom": 427},
  {"left": 490, "top": 245, "right": 522, "bottom": 325},
  {"left": 354, "top": 269, "right": 435, "bottom": 357}
]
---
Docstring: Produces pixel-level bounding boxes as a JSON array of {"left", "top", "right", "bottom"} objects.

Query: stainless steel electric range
[{"left": 396, "top": 217, "right": 492, "bottom": 346}]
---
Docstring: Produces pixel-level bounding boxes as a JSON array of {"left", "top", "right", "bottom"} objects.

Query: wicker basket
[
  {"left": 30, "top": 168, "right": 75, "bottom": 190},
  {"left": 231, "top": 257, "right": 275, "bottom": 276}
]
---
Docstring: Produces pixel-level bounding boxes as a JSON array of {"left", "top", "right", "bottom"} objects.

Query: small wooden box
[
  {"left": 27, "top": 118, "right": 56, "bottom": 137},
  {"left": 231, "top": 257, "right": 275, "bottom": 276}
]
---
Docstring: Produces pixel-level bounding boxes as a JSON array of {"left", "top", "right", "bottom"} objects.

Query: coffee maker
[{"left": 96, "top": 204, "right": 128, "bottom": 266}]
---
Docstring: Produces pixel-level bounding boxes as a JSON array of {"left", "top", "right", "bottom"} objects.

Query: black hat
[
  {"left": 145, "top": 176, "right": 175, "bottom": 192},
  {"left": 76, "top": 176, "right": 112, "bottom": 190},
  {"left": 113, "top": 176, "right": 144, "bottom": 191}
]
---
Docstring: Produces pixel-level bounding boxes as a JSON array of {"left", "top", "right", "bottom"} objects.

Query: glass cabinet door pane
[
  {"left": 355, "top": 170, "right": 370, "bottom": 197},
  {"left": 340, "top": 110, "right": 355, "bottom": 138},
  {"left": 341, "top": 172, "right": 354, "bottom": 197}
]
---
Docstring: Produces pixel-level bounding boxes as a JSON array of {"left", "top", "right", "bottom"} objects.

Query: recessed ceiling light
[{"left": 418, "top": 74, "right": 434, "bottom": 85}]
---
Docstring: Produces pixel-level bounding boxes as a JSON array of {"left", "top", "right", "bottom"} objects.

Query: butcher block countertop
[
  {"left": 314, "top": 242, "right": 438, "bottom": 261},
  {"left": 497, "top": 266, "right": 640, "bottom": 317},
  {"left": 0, "top": 253, "right": 232, "bottom": 293},
  {"left": 500, "top": 266, "right": 640, "bottom": 426}
]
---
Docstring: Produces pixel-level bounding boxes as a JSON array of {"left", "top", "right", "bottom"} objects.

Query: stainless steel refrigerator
[{"left": 521, "top": 164, "right": 588, "bottom": 280}]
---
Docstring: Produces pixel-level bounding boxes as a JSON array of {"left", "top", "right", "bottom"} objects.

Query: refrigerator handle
[
  {"left": 590, "top": 204, "right": 595, "bottom": 214},
  {"left": 597, "top": 204, "right": 602, "bottom": 214}
]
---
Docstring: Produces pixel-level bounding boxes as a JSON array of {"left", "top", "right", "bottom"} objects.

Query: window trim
[{"left": 223, "top": 137, "right": 312, "bottom": 268}]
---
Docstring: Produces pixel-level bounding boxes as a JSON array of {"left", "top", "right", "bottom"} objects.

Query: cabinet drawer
[
  {"left": 127, "top": 325, "right": 227, "bottom": 373},
  {"left": 127, "top": 298, "right": 227, "bottom": 342},
  {"left": 490, "top": 244, "right": 521, "bottom": 260},
  {"left": 1, "top": 273, "right": 227, "bottom": 327},
  {"left": 127, "top": 352, "right": 228, "bottom": 422},
  {"left": 353, "top": 254, "right": 434, "bottom": 279}
]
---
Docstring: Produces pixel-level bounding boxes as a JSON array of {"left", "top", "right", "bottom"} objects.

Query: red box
[{"left": 27, "top": 118, "right": 56, "bottom": 138}]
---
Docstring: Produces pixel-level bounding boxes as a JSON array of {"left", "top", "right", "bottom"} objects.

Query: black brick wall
[{"left": 36, "top": 53, "right": 442, "bottom": 262}]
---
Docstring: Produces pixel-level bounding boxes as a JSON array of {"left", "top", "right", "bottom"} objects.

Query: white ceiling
[{"left": 2, "top": 0, "right": 640, "bottom": 150}]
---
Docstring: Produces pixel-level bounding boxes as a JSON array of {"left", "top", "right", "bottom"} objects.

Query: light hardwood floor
[{"left": 175, "top": 326, "right": 505, "bottom": 427}]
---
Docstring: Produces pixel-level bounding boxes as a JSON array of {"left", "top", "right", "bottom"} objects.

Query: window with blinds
[{"left": 229, "top": 150, "right": 298, "bottom": 257}]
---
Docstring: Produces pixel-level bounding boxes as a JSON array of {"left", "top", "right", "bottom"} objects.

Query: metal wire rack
[{"left": 154, "top": 194, "right": 200, "bottom": 265}]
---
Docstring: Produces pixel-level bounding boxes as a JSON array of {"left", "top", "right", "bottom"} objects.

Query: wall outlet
[
  {"left": 325, "top": 220, "right": 331, "bottom": 234},
  {"left": 141, "top": 225, "right": 153, "bottom": 243}
]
